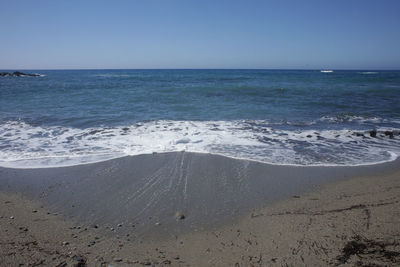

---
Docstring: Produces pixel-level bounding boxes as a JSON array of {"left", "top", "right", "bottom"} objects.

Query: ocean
[{"left": 1, "top": 69, "right": 399, "bottom": 168}]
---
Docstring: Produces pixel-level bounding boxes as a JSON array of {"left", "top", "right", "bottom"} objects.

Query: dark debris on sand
[{"left": 336, "top": 235, "right": 400, "bottom": 266}]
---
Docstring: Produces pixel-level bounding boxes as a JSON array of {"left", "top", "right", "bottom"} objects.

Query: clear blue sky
[{"left": 1, "top": 0, "right": 399, "bottom": 70}]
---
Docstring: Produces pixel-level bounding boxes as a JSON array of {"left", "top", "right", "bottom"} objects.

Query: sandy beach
[
  {"left": 1, "top": 152, "right": 400, "bottom": 266},
  {"left": 2, "top": 0, "right": 400, "bottom": 266}
]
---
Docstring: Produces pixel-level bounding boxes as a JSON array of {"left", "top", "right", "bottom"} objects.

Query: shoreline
[
  {"left": 1, "top": 152, "right": 400, "bottom": 265},
  {"left": 1, "top": 148, "right": 398, "bottom": 170},
  {"left": 1, "top": 152, "right": 399, "bottom": 238}
]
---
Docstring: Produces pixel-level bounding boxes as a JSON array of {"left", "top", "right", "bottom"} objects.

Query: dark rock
[
  {"left": 18, "top": 227, "right": 28, "bottom": 232},
  {"left": 384, "top": 131, "right": 394, "bottom": 139},
  {"left": 0, "top": 71, "right": 42, "bottom": 77},
  {"left": 369, "top": 130, "right": 377, "bottom": 137},
  {"left": 12, "top": 71, "right": 41, "bottom": 77},
  {"left": 306, "top": 135, "right": 312, "bottom": 138},
  {"left": 13, "top": 71, "right": 25, "bottom": 76},
  {"left": 73, "top": 256, "right": 86, "bottom": 267},
  {"left": 175, "top": 212, "right": 185, "bottom": 220},
  {"left": 113, "top": 258, "right": 123, "bottom": 262}
]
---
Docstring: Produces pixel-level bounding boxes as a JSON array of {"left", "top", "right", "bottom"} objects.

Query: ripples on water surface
[{"left": 0, "top": 69, "right": 399, "bottom": 168}]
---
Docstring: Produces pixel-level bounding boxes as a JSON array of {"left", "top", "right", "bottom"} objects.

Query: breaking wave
[{"left": 0, "top": 119, "right": 399, "bottom": 168}]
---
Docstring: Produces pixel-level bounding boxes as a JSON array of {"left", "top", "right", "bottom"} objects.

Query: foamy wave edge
[
  {"left": 0, "top": 150, "right": 398, "bottom": 169},
  {"left": 1, "top": 120, "right": 399, "bottom": 169}
]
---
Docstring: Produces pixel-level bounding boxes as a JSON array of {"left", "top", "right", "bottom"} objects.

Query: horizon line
[{"left": 1, "top": 67, "right": 400, "bottom": 71}]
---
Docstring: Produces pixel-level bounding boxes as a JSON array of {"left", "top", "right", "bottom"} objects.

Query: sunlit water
[{"left": 1, "top": 69, "right": 399, "bottom": 168}]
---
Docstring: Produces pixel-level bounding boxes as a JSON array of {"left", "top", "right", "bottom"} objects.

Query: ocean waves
[
  {"left": 1, "top": 69, "right": 400, "bottom": 168},
  {"left": 1, "top": 119, "right": 399, "bottom": 168}
]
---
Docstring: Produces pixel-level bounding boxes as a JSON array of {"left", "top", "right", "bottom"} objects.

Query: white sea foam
[
  {"left": 319, "top": 115, "right": 384, "bottom": 124},
  {"left": 358, "top": 72, "right": 378, "bottom": 75},
  {"left": 0, "top": 120, "right": 399, "bottom": 168}
]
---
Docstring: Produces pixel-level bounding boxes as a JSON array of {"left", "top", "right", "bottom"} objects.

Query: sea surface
[{"left": 1, "top": 69, "right": 400, "bottom": 168}]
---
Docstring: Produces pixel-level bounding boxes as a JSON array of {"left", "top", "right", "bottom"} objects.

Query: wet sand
[{"left": 1, "top": 152, "right": 400, "bottom": 266}]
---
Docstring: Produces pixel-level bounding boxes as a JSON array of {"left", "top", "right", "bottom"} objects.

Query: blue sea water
[{"left": 1, "top": 69, "right": 400, "bottom": 168}]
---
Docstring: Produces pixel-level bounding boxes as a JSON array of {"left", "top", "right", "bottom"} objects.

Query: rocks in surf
[
  {"left": 0, "top": 71, "right": 42, "bottom": 77},
  {"left": 358, "top": 130, "right": 397, "bottom": 138},
  {"left": 384, "top": 131, "right": 394, "bottom": 139}
]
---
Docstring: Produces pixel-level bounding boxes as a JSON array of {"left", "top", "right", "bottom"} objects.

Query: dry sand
[{"left": 0, "top": 153, "right": 399, "bottom": 266}]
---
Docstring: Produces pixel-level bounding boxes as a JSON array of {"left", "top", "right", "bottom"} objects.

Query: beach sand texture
[{"left": 0, "top": 152, "right": 399, "bottom": 266}]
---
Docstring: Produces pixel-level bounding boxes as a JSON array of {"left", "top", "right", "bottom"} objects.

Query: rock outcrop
[{"left": 0, "top": 71, "right": 42, "bottom": 77}]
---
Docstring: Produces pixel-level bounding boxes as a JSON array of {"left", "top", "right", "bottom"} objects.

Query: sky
[{"left": 1, "top": 0, "right": 399, "bottom": 70}]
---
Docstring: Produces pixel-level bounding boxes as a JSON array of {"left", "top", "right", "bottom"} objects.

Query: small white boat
[{"left": 320, "top": 70, "right": 333, "bottom": 73}]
